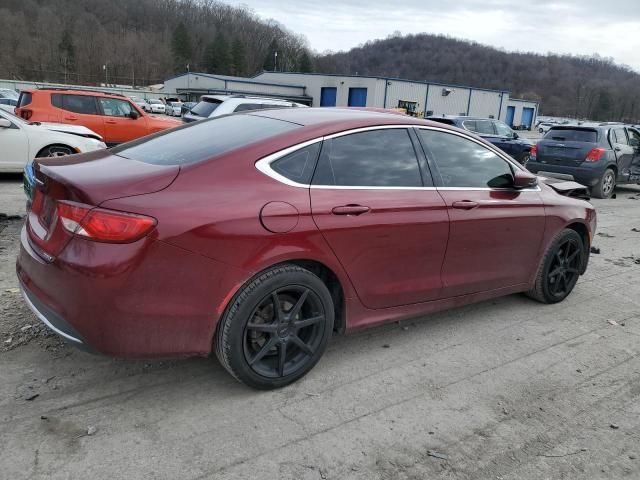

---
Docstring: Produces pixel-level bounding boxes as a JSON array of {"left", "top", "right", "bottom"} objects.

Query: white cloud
[{"left": 228, "top": 0, "right": 640, "bottom": 70}]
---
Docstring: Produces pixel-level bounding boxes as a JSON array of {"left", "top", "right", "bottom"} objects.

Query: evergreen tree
[
  {"left": 172, "top": 22, "right": 192, "bottom": 70},
  {"left": 298, "top": 51, "right": 313, "bottom": 73},
  {"left": 58, "top": 29, "right": 75, "bottom": 82},
  {"left": 205, "top": 33, "right": 230, "bottom": 74},
  {"left": 230, "top": 39, "right": 247, "bottom": 76}
]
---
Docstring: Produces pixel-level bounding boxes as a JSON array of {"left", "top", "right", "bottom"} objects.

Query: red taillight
[
  {"left": 20, "top": 109, "right": 33, "bottom": 121},
  {"left": 585, "top": 148, "right": 606, "bottom": 162},
  {"left": 530, "top": 144, "right": 538, "bottom": 158},
  {"left": 57, "top": 201, "right": 156, "bottom": 243}
]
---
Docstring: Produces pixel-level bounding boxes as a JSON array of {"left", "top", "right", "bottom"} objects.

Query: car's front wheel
[
  {"left": 527, "top": 229, "right": 584, "bottom": 304},
  {"left": 215, "top": 264, "right": 334, "bottom": 389},
  {"left": 37, "top": 144, "right": 75, "bottom": 158}
]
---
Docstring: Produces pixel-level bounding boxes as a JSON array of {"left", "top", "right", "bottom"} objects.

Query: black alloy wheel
[
  {"left": 528, "top": 229, "right": 584, "bottom": 304},
  {"left": 545, "top": 237, "right": 582, "bottom": 299},
  {"left": 244, "top": 286, "right": 326, "bottom": 378},
  {"left": 215, "top": 265, "right": 334, "bottom": 389}
]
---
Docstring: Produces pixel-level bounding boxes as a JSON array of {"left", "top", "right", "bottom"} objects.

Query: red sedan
[{"left": 17, "top": 108, "right": 596, "bottom": 389}]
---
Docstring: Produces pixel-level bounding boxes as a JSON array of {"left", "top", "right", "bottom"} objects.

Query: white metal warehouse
[{"left": 162, "top": 71, "right": 538, "bottom": 129}]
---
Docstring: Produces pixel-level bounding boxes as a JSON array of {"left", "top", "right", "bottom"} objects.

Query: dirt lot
[{"left": 1, "top": 174, "right": 640, "bottom": 480}]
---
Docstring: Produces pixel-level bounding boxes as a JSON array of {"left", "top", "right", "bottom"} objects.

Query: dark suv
[
  {"left": 427, "top": 116, "right": 533, "bottom": 165},
  {"left": 527, "top": 124, "right": 640, "bottom": 199}
]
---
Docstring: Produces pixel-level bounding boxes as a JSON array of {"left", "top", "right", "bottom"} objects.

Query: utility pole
[
  {"left": 186, "top": 64, "right": 190, "bottom": 101},
  {"left": 103, "top": 64, "right": 108, "bottom": 87}
]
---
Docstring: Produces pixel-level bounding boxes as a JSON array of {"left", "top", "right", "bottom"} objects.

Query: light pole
[
  {"left": 186, "top": 64, "right": 190, "bottom": 101},
  {"left": 274, "top": 51, "right": 278, "bottom": 72},
  {"left": 103, "top": 64, "right": 108, "bottom": 87}
]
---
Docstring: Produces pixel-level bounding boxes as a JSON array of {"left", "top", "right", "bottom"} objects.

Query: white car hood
[{"left": 34, "top": 122, "right": 103, "bottom": 141}]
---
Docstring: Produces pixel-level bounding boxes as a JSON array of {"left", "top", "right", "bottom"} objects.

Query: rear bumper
[
  {"left": 20, "top": 283, "right": 96, "bottom": 353},
  {"left": 16, "top": 224, "right": 248, "bottom": 358},
  {"left": 527, "top": 161, "right": 602, "bottom": 187}
]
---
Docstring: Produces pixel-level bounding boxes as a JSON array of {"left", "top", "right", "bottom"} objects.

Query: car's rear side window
[
  {"left": 51, "top": 94, "right": 99, "bottom": 115},
  {"left": 190, "top": 98, "right": 222, "bottom": 117},
  {"left": 271, "top": 143, "right": 321, "bottom": 184},
  {"left": 112, "top": 114, "right": 299, "bottom": 165},
  {"left": 312, "top": 129, "right": 423, "bottom": 187},
  {"left": 546, "top": 128, "right": 598, "bottom": 143}
]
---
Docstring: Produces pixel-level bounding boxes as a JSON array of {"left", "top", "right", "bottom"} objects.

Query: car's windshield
[{"left": 149, "top": 99, "right": 162, "bottom": 104}]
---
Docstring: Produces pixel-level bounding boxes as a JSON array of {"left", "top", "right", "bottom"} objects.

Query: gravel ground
[{"left": 1, "top": 175, "right": 640, "bottom": 480}]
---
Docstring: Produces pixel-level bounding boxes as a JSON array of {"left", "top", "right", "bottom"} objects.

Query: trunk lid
[
  {"left": 27, "top": 150, "right": 178, "bottom": 260},
  {"left": 537, "top": 128, "right": 600, "bottom": 166}
]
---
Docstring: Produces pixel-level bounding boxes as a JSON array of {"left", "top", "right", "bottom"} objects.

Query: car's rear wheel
[
  {"left": 527, "top": 229, "right": 584, "bottom": 304},
  {"left": 215, "top": 264, "right": 334, "bottom": 389},
  {"left": 37, "top": 145, "right": 75, "bottom": 158},
  {"left": 520, "top": 152, "right": 531, "bottom": 167},
  {"left": 592, "top": 168, "right": 616, "bottom": 199}
]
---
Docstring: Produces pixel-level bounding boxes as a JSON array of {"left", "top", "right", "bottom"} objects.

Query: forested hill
[
  {"left": 315, "top": 33, "right": 640, "bottom": 121},
  {"left": 0, "top": 0, "right": 312, "bottom": 87}
]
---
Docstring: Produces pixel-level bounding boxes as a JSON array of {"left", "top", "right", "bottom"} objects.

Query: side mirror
[
  {"left": 512, "top": 132, "right": 519, "bottom": 139},
  {"left": 513, "top": 169, "right": 538, "bottom": 189},
  {"left": 129, "top": 110, "right": 140, "bottom": 120},
  {"left": 0, "top": 118, "right": 12, "bottom": 128}
]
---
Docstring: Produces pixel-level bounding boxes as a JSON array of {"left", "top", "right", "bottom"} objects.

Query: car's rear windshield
[
  {"left": 545, "top": 128, "right": 598, "bottom": 143},
  {"left": 190, "top": 98, "right": 222, "bottom": 117},
  {"left": 111, "top": 114, "right": 299, "bottom": 165}
]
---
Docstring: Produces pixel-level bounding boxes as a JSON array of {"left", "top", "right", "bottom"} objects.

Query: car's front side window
[
  {"left": 312, "top": 129, "right": 424, "bottom": 187},
  {"left": 494, "top": 121, "right": 513, "bottom": 138},
  {"left": 99, "top": 98, "right": 134, "bottom": 117},
  {"left": 475, "top": 120, "right": 496, "bottom": 135},
  {"left": 418, "top": 129, "right": 514, "bottom": 189}
]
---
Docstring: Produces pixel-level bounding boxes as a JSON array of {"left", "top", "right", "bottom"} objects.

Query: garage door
[
  {"left": 348, "top": 88, "right": 367, "bottom": 107},
  {"left": 522, "top": 107, "right": 534, "bottom": 129},
  {"left": 320, "top": 87, "right": 337, "bottom": 107}
]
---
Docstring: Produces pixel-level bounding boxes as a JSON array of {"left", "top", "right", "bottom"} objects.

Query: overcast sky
[{"left": 226, "top": 0, "right": 640, "bottom": 71}]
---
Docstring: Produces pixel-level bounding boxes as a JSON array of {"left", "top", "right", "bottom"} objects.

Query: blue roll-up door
[
  {"left": 505, "top": 106, "right": 515, "bottom": 127},
  {"left": 521, "top": 107, "right": 534, "bottom": 129},
  {"left": 348, "top": 88, "right": 367, "bottom": 107},
  {"left": 320, "top": 87, "right": 337, "bottom": 107}
]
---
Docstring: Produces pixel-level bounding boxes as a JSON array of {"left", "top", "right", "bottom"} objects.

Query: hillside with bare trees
[
  {"left": 0, "top": 0, "right": 312, "bottom": 87},
  {"left": 316, "top": 33, "right": 640, "bottom": 122}
]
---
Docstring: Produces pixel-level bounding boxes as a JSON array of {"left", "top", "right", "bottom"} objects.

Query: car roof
[
  {"left": 247, "top": 107, "right": 454, "bottom": 133},
  {"left": 23, "top": 88, "right": 126, "bottom": 99},
  {"left": 201, "top": 94, "right": 292, "bottom": 104}
]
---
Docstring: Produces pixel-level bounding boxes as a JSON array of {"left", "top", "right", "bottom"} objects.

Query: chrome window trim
[{"left": 254, "top": 124, "right": 540, "bottom": 192}]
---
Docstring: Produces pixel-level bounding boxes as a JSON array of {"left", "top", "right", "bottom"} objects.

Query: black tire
[
  {"left": 36, "top": 144, "right": 75, "bottom": 158},
  {"left": 592, "top": 168, "right": 616, "bottom": 199},
  {"left": 520, "top": 152, "right": 531, "bottom": 167},
  {"left": 527, "top": 229, "right": 584, "bottom": 304},
  {"left": 539, "top": 128, "right": 544, "bottom": 134},
  {"left": 215, "top": 264, "right": 334, "bottom": 389}
]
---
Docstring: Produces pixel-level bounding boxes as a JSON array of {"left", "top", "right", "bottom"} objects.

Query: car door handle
[
  {"left": 331, "top": 205, "right": 370, "bottom": 215},
  {"left": 452, "top": 200, "right": 479, "bottom": 210},
  {"left": 64, "top": 116, "right": 78, "bottom": 121},
  {"left": 615, "top": 146, "right": 622, "bottom": 152},
  {"left": 105, "top": 120, "right": 117, "bottom": 124}
]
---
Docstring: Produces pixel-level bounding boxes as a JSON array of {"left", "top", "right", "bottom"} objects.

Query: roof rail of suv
[
  {"left": 598, "top": 122, "right": 624, "bottom": 126},
  {"left": 35, "top": 86, "right": 127, "bottom": 98}
]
